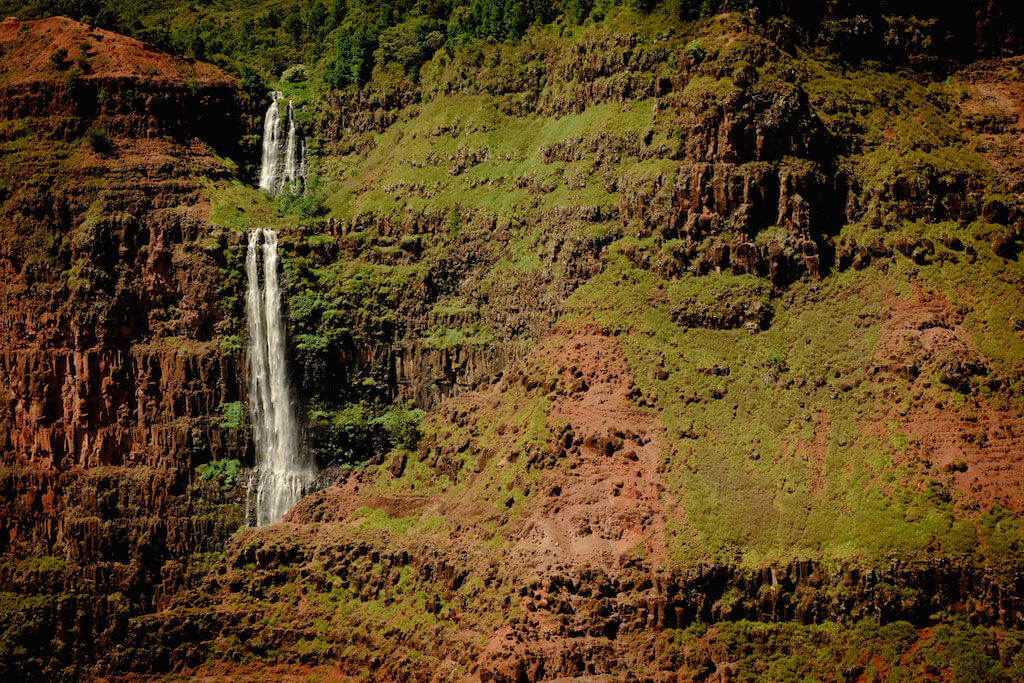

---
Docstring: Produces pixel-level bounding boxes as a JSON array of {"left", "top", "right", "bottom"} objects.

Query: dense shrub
[
  {"left": 281, "top": 64, "right": 309, "bottom": 82},
  {"left": 197, "top": 459, "right": 242, "bottom": 486},
  {"left": 85, "top": 126, "right": 112, "bottom": 154},
  {"left": 5, "top": 0, "right": 768, "bottom": 92},
  {"left": 220, "top": 402, "right": 244, "bottom": 429},
  {"left": 48, "top": 47, "right": 69, "bottom": 69},
  {"left": 308, "top": 402, "right": 424, "bottom": 466}
]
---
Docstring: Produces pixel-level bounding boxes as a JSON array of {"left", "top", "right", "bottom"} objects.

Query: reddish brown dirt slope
[
  {"left": 959, "top": 58, "right": 1024, "bottom": 193},
  {"left": 0, "top": 16, "right": 224, "bottom": 85},
  {"left": 872, "top": 286, "right": 1024, "bottom": 512},
  {"left": 292, "top": 326, "right": 670, "bottom": 576}
]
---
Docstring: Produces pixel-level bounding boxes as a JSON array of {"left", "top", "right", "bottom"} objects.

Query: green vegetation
[
  {"left": 4, "top": 556, "right": 67, "bottom": 573},
  {"left": 3, "top": 0, "right": 737, "bottom": 91},
  {"left": 664, "top": 619, "right": 1024, "bottom": 681},
  {"left": 684, "top": 38, "right": 704, "bottom": 63},
  {"left": 420, "top": 323, "right": 493, "bottom": 350},
  {"left": 308, "top": 401, "right": 424, "bottom": 464},
  {"left": 220, "top": 401, "right": 244, "bottom": 429},
  {"left": 6, "top": 1, "right": 1024, "bottom": 677},
  {"left": 85, "top": 127, "right": 112, "bottom": 154},
  {"left": 47, "top": 46, "right": 68, "bottom": 69},
  {"left": 197, "top": 459, "right": 242, "bottom": 486},
  {"left": 192, "top": 526, "right": 500, "bottom": 677},
  {"left": 200, "top": 1, "right": 1024, "bottom": 574},
  {"left": 564, "top": 237, "right": 1024, "bottom": 568}
]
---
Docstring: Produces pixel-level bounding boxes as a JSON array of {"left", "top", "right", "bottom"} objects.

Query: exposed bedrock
[
  {"left": 111, "top": 527, "right": 1024, "bottom": 680},
  {"left": 0, "top": 18, "right": 253, "bottom": 679},
  {"left": 2, "top": 10, "right": 1024, "bottom": 681}
]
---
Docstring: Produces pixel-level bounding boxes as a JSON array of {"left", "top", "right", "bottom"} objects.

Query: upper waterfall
[
  {"left": 258, "top": 93, "right": 305, "bottom": 196},
  {"left": 245, "top": 228, "right": 313, "bottom": 525}
]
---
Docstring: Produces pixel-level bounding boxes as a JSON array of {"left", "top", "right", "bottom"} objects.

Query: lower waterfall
[{"left": 244, "top": 228, "right": 313, "bottom": 525}]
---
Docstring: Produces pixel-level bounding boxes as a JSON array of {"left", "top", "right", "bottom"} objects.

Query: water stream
[
  {"left": 258, "top": 92, "right": 305, "bottom": 195},
  {"left": 245, "top": 228, "right": 312, "bottom": 525}
]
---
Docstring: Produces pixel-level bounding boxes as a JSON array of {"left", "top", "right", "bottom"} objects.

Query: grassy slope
[
  {"left": 134, "top": 9, "right": 1024, "bottom": 680},
  {"left": 201, "top": 9, "right": 1024, "bottom": 569}
]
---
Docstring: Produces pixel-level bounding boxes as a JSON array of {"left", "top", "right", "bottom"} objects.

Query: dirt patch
[
  {"left": 289, "top": 482, "right": 431, "bottom": 524},
  {"left": 958, "top": 58, "right": 1024, "bottom": 192},
  {"left": 788, "top": 411, "right": 830, "bottom": 497},
  {"left": 294, "top": 326, "right": 671, "bottom": 576},
  {"left": 902, "top": 400, "right": 1023, "bottom": 513},
  {"left": 871, "top": 285, "right": 974, "bottom": 367},
  {"left": 872, "top": 287, "right": 1024, "bottom": 512},
  {"left": 0, "top": 16, "right": 228, "bottom": 86},
  {"left": 493, "top": 326, "right": 670, "bottom": 575}
]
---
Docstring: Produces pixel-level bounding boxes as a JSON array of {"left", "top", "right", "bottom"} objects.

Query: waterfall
[
  {"left": 245, "top": 228, "right": 313, "bottom": 525},
  {"left": 257, "top": 96, "right": 282, "bottom": 194},
  {"left": 258, "top": 93, "right": 305, "bottom": 196},
  {"left": 282, "top": 101, "right": 302, "bottom": 187}
]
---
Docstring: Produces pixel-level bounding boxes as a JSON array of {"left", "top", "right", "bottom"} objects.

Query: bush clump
[
  {"left": 220, "top": 401, "right": 244, "bottom": 429},
  {"left": 197, "top": 459, "right": 241, "bottom": 486},
  {"left": 85, "top": 127, "right": 113, "bottom": 155},
  {"left": 48, "top": 48, "right": 69, "bottom": 70},
  {"left": 685, "top": 39, "right": 706, "bottom": 64},
  {"left": 281, "top": 64, "right": 309, "bottom": 82}
]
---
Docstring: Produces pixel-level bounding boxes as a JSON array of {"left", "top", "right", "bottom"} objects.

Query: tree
[
  {"left": 237, "top": 64, "right": 265, "bottom": 103},
  {"left": 564, "top": 0, "right": 593, "bottom": 24},
  {"left": 329, "top": 0, "right": 348, "bottom": 28},
  {"left": 470, "top": 0, "right": 548, "bottom": 40},
  {"left": 376, "top": 16, "right": 445, "bottom": 79},
  {"left": 446, "top": 5, "right": 477, "bottom": 45},
  {"left": 324, "top": 14, "right": 381, "bottom": 87},
  {"left": 305, "top": 1, "right": 329, "bottom": 40},
  {"left": 49, "top": 47, "right": 70, "bottom": 70},
  {"left": 286, "top": 13, "right": 304, "bottom": 49}
]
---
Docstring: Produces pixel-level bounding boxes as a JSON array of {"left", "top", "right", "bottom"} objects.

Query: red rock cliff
[{"left": 0, "top": 17, "right": 251, "bottom": 677}]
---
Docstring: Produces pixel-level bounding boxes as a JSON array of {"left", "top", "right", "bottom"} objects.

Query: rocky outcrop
[
  {"left": 0, "top": 466, "right": 243, "bottom": 680},
  {"left": 751, "top": 0, "right": 1024, "bottom": 60},
  {"left": 284, "top": 208, "right": 609, "bottom": 420},
  {"left": 0, "top": 17, "right": 252, "bottom": 679},
  {"left": 108, "top": 522, "right": 1024, "bottom": 681},
  {"left": 0, "top": 347, "right": 246, "bottom": 469}
]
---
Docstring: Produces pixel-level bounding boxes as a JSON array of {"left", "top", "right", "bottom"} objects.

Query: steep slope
[
  {"left": 111, "top": 8, "right": 1024, "bottom": 682},
  {"left": 0, "top": 16, "right": 255, "bottom": 679},
  {"left": 1, "top": 6, "right": 1023, "bottom": 682}
]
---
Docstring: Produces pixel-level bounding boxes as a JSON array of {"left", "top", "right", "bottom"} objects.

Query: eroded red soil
[
  {"left": 0, "top": 16, "right": 226, "bottom": 85},
  {"left": 872, "top": 286, "right": 1024, "bottom": 512},
  {"left": 959, "top": 58, "right": 1024, "bottom": 192},
  {"left": 293, "top": 326, "right": 671, "bottom": 577}
]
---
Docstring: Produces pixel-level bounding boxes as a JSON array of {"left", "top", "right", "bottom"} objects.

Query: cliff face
[
  {"left": 0, "top": 17, "right": 251, "bottom": 679},
  {"left": 0, "top": 16, "right": 249, "bottom": 468},
  {"left": 749, "top": 0, "right": 1024, "bottom": 60},
  {"left": 104, "top": 7, "right": 1023, "bottom": 681},
  {"left": 2, "top": 7, "right": 1024, "bottom": 682},
  {"left": 176, "top": 9, "right": 1024, "bottom": 681},
  {"left": 295, "top": 7, "right": 1022, "bottom": 417}
]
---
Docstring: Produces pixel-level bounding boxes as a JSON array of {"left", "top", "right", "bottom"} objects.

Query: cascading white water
[
  {"left": 282, "top": 101, "right": 301, "bottom": 187},
  {"left": 257, "top": 94, "right": 283, "bottom": 194},
  {"left": 258, "top": 93, "right": 305, "bottom": 196},
  {"left": 245, "top": 228, "right": 313, "bottom": 525}
]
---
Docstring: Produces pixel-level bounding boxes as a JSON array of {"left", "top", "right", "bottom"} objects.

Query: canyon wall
[
  {"left": 1, "top": 7, "right": 1023, "bottom": 680},
  {"left": 0, "top": 17, "right": 252, "bottom": 678}
]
